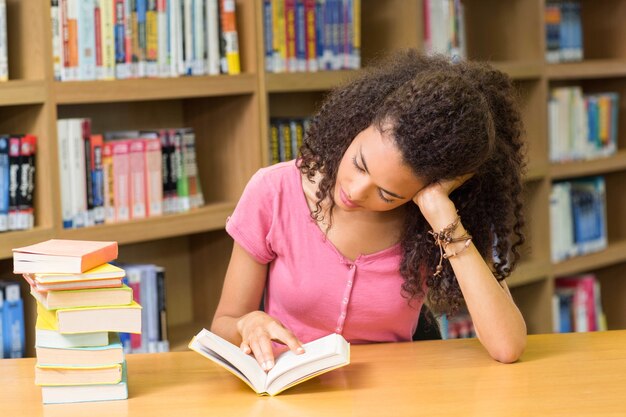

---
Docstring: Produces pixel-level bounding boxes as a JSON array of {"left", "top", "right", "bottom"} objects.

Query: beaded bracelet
[{"left": 428, "top": 215, "right": 473, "bottom": 277}]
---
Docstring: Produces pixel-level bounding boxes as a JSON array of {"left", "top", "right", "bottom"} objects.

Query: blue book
[
  {"left": 558, "top": 292, "right": 573, "bottom": 333},
  {"left": 0, "top": 135, "right": 8, "bottom": 231},
  {"left": 315, "top": 0, "right": 325, "bottom": 67},
  {"left": 0, "top": 281, "right": 25, "bottom": 358},
  {"left": 295, "top": 0, "right": 307, "bottom": 71},
  {"left": 263, "top": 0, "right": 273, "bottom": 71}
]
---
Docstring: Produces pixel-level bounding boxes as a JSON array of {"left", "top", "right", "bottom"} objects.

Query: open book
[{"left": 188, "top": 329, "right": 350, "bottom": 396}]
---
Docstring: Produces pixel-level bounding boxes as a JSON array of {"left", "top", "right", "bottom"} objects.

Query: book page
[
  {"left": 266, "top": 333, "right": 349, "bottom": 391},
  {"left": 192, "top": 329, "right": 266, "bottom": 392}
]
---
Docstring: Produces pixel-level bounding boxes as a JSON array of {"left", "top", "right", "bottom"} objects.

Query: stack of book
[{"left": 12, "top": 239, "right": 142, "bottom": 404}]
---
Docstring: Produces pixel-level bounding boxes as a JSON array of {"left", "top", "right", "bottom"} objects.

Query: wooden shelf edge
[
  {"left": 0, "top": 80, "right": 47, "bottom": 106},
  {"left": 525, "top": 162, "right": 549, "bottom": 182},
  {"left": 546, "top": 60, "right": 626, "bottom": 80},
  {"left": 508, "top": 260, "right": 551, "bottom": 288},
  {"left": 549, "top": 150, "right": 626, "bottom": 180},
  {"left": 266, "top": 70, "right": 359, "bottom": 93},
  {"left": 489, "top": 61, "right": 543, "bottom": 80},
  {"left": 57, "top": 202, "right": 235, "bottom": 246},
  {"left": 53, "top": 74, "right": 257, "bottom": 104},
  {"left": 553, "top": 240, "right": 626, "bottom": 277},
  {"left": 0, "top": 227, "right": 55, "bottom": 260}
]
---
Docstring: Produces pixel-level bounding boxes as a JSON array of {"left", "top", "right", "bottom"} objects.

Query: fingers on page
[{"left": 249, "top": 337, "right": 275, "bottom": 371}]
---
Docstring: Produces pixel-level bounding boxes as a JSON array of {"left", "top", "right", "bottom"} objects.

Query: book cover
[
  {"left": 36, "top": 333, "right": 124, "bottom": 366},
  {"left": 13, "top": 239, "right": 118, "bottom": 274},
  {"left": 35, "top": 315, "right": 109, "bottom": 349},
  {"left": 31, "top": 284, "right": 133, "bottom": 310},
  {"left": 42, "top": 362, "right": 128, "bottom": 404},
  {"left": 37, "top": 300, "right": 142, "bottom": 334},
  {"left": 35, "top": 362, "right": 122, "bottom": 386},
  {"left": 189, "top": 329, "right": 349, "bottom": 396}
]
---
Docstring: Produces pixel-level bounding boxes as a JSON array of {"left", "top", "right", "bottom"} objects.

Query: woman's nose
[{"left": 347, "top": 177, "right": 371, "bottom": 201}]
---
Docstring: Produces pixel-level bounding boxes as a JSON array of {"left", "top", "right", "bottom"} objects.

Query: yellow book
[
  {"left": 188, "top": 329, "right": 350, "bottom": 396},
  {"left": 27, "top": 263, "right": 125, "bottom": 284},
  {"left": 35, "top": 362, "right": 122, "bottom": 386},
  {"left": 31, "top": 284, "right": 133, "bottom": 310},
  {"left": 37, "top": 301, "right": 142, "bottom": 334}
]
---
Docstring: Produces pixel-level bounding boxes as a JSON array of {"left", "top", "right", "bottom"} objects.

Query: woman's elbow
[{"left": 491, "top": 338, "right": 526, "bottom": 364}]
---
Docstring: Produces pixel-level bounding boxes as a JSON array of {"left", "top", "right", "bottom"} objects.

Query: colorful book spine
[{"left": 0, "top": 135, "right": 8, "bottom": 231}]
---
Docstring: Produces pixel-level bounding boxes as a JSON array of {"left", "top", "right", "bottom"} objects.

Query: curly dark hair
[{"left": 298, "top": 50, "right": 526, "bottom": 314}]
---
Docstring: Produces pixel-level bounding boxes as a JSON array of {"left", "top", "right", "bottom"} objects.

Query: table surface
[{"left": 2, "top": 330, "right": 626, "bottom": 417}]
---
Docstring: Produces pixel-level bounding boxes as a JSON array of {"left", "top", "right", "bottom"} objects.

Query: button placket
[{"left": 335, "top": 264, "right": 357, "bottom": 334}]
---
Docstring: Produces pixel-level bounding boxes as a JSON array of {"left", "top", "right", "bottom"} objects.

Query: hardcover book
[{"left": 13, "top": 239, "right": 118, "bottom": 274}]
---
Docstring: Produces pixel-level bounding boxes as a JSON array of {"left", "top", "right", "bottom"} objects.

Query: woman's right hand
[{"left": 236, "top": 311, "right": 305, "bottom": 371}]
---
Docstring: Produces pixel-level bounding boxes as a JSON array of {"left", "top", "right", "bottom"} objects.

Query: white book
[
  {"left": 183, "top": 0, "right": 193, "bottom": 75},
  {"left": 189, "top": 329, "right": 350, "bottom": 396},
  {"left": 157, "top": 0, "right": 169, "bottom": 76},
  {"left": 68, "top": 119, "right": 87, "bottom": 228},
  {"left": 77, "top": 0, "right": 97, "bottom": 80},
  {"left": 57, "top": 120, "right": 74, "bottom": 228},
  {"left": 41, "top": 364, "right": 128, "bottom": 404},
  {"left": 51, "top": 0, "right": 62, "bottom": 81},
  {"left": 191, "top": 0, "right": 205, "bottom": 75},
  {"left": 205, "top": 0, "right": 219, "bottom": 75}
]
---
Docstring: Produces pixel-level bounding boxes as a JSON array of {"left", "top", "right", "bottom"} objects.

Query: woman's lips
[{"left": 340, "top": 188, "right": 360, "bottom": 208}]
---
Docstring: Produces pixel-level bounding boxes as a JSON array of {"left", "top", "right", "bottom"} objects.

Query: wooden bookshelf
[
  {"left": 3, "top": 0, "right": 626, "bottom": 357},
  {"left": 546, "top": 59, "right": 626, "bottom": 80},
  {"left": 0, "top": 80, "right": 47, "bottom": 105},
  {"left": 550, "top": 150, "right": 626, "bottom": 180},
  {"left": 53, "top": 75, "right": 258, "bottom": 104}
]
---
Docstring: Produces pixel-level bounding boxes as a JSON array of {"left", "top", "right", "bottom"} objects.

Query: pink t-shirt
[{"left": 225, "top": 161, "right": 423, "bottom": 344}]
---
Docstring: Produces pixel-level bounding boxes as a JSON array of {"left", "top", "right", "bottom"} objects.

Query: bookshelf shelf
[
  {"left": 549, "top": 151, "right": 626, "bottom": 180},
  {"left": 491, "top": 60, "right": 544, "bottom": 80},
  {"left": 546, "top": 60, "right": 626, "bottom": 80},
  {"left": 553, "top": 240, "right": 626, "bottom": 277},
  {"left": 0, "top": 228, "right": 54, "bottom": 260},
  {"left": 508, "top": 260, "right": 551, "bottom": 288},
  {"left": 53, "top": 75, "right": 258, "bottom": 104},
  {"left": 0, "top": 80, "right": 47, "bottom": 106},
  {"left": 266, "top": 70, "right": 358, "bottom": 93},
  {"left": 57, "top": 203, "right": 235, "bottom": 247},
  {"left": 525, "top": 161, "right": 549, "bottom": 182}
]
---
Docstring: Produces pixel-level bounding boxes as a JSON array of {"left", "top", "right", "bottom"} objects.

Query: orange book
[{"left": 13, "top": 239, "right": 118, "bottom": 274}]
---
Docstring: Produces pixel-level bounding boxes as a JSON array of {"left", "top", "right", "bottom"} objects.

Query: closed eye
[{"left": 351, "top": 155, "right": 366, "bottom": 173}]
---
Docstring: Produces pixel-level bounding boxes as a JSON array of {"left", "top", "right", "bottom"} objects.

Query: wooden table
[{"left": 2, "top": 331, "right": 626, "bottom": 417}]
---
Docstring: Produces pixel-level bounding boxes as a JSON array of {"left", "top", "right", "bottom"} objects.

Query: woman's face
[{"left": 334, "top": 125, "right": 426, "bottom": 212}]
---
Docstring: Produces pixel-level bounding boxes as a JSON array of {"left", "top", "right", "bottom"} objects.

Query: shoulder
[{"left": 248, "top": 160, "right": 299, "bottom": 193}]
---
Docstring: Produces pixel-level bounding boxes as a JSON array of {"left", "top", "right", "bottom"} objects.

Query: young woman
[{"left": 211, "top": 50, "right": 527, "bottom": 370}]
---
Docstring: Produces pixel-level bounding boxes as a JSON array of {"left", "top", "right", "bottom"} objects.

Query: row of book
[
  {"left": 269, "top": 117, "right": 310, "bottom": 164},
  {"left": 545, "top": 0, "right": 583, "bottom": 63},
  {"left": 548, "top": 87, "right": 618, "bottom": 162},
  {"left": 0, "top": 280, "right": 25, "bottom": 358},
  {"left": 263, "top": 0, "right": 361, "bottom": 73},
  {"left": 0, "top": 135, "right": 37, "bottom": 233},
  {"left": 423, "top": 0, "right": 466, "bottom": 59},
  {"left": 553, "top": 274, "right": 607, "bottom": 333},
  {"left": 437, "top": 312, "right": 475, "bottom": 340},
  {"left": 57, "top": 119, "right": 205, "bottom": 229},
  {"left": 13, "top": 239, "right": 141, "bottom": 404},
  {"left": 51, "top": 0, "right": 241, "bottom": 82},
  {"left": 550, "top": 176, "right": 607, "bottom": 263},
  {"left": 0, "top": 0, "right": 6, "bottom": 81}
]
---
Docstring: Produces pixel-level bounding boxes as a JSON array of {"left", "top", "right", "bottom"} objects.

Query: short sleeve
[{"left": 226, "top": 168, "right": 277, "bottom": 264}]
